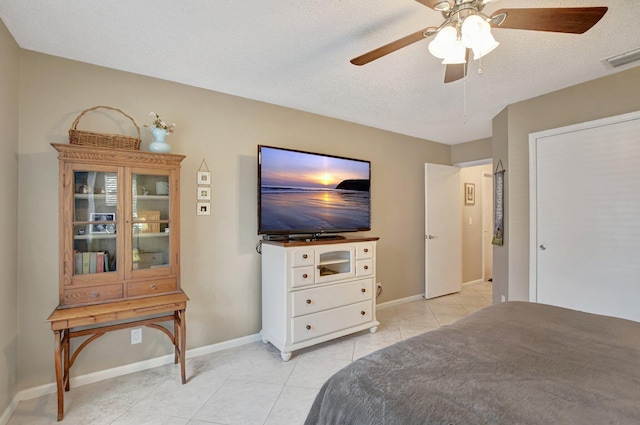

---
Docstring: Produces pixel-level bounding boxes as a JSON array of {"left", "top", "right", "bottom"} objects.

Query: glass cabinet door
[
  {"left": 131, "top": 173, "right": 171, "bottom": 270},
  {"left": 73, "top": 170, "right": 118, "bottom": 275}
]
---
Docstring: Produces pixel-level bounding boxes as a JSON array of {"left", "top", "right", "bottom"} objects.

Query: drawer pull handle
[
  {"left": 361, "top": 288, "right": 366, "bottom": 293},
  {"left": 306, "top": 299, "right": 312, "bottom": 304},
  {"left": 364, "top": 248, "right": 369, "bottom": 253},
  {"left": 150, "top": 285, "right": 156, "bottom": 290},
  {"left": 91, "top": 292, "right": 98, "bottom": 298},
  {"left": 306, "top": 325, "right": 311, "bottom": 330},
  {"left": 364, "top": 265, "right": 369, "bottom": 270},
  {"left": 360, "top": 311, "right": 366, "bottom": 316},
  {"left": 317, "top": 265, "right": 322, "bottom": 270},
  {"left": 302, "top": 254, "right": 308, "bottom": 259},
  {"left": 302, "top": 273, "right": 308, "bottom": 279}
]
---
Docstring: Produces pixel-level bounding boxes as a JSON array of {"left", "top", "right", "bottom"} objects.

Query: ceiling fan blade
[
  {"left": 414, "top": 0, "right": 452, "bottom": 11},
  {"left": 444, "top": 49, "right": 470, "bottom": 84},
  {"left": 491, "top": 7, "right": 608, "bottom": 34},
  {"left": 351, "top": 27, "right": 435, "bottom": 66}
]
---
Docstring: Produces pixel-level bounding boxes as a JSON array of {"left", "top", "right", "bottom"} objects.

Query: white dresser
[{"left": 260, "top": 237, "right": 379, "bottom": 361}]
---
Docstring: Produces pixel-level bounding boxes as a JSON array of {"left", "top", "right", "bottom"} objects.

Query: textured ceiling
[{"left": 1, "top": 0, "right": 639, "bottom": 144}]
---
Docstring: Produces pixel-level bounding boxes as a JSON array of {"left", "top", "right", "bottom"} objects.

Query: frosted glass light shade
[
  {"left": 428, "top": 26, "right": 458, "bottom": 59},
  {"left": 471, "top": 32, "right": 499, "bottom": 59},
  {"left": 461, "top": 15, "right": 489, "bottom": 45},
  {"left": 442, "top": 40, "right": 467, "bottom": 64}
]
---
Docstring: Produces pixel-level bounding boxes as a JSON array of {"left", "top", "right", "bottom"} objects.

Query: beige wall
[
  {"left": 460, "top": 164, "right": 492, "bottom": 283},
  {"left": 491, "top": 108, "right": 509, "bottom": 304},
  {"left": 451, "top": 137, "right": 492, "bottom": 165},
  {"left": 493, "top": 66, "right": 640, "bottom": 302},
  {"left": 0, "top": 18, "right": 19, "bottom": 415},
  {"left": 16, "top": 50, "right": 451, "bottom": 389}
]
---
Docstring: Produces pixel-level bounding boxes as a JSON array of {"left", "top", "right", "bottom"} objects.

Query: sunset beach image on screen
[{"left": 258, "top": 146, "right": 371, "bottom": 234}]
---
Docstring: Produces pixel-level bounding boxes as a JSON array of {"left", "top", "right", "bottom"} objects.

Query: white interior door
[
  {"left": 530, "top": 111, "right": 640, "bottom": 322},
  {"left": 425, "top": 163, "right": 462, "bottom": 299},
  {"left": 482, "top": 172, "right": 493, "bottom": 281}
]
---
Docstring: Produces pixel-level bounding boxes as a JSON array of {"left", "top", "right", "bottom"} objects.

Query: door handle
[
  {"left": 426, "top": 235, "right": 438, "bottom": 240},
  {"left": 539, "top": 244, "right": 547, "bottom": 250}
]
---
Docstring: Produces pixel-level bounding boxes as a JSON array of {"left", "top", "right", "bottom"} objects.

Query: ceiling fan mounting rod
[
  {"left": 427, "top": 3, "right": 491, "bottom": 38},
  {"left": 441, "top": 0, "right": 486, "bottom": 19}
]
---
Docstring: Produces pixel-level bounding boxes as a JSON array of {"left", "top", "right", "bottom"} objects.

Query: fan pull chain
[{"left": 478, "top": 55, "right": 484, "bottom": 75}]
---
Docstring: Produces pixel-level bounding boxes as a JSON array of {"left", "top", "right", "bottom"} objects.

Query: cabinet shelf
[
  {"left": 318, "top": 258, "right": 350, "bottom": 266},
  {"left": 74, "top": 232, "right": 170, "bottom": 240},
  {"left": 75, "top": 194, "right": 170, "bottom": 201}
]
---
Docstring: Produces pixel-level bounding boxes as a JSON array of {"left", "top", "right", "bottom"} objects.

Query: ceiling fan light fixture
[
  {"left": 460, "top": 15, "right": 499, "bottom": 60},
  {"left": 471, "top": 32, "right": 499, "bottom": 60},
  {"left": 428, "top": 26, "right": 458, "bottom": 59},
  {"left": 461, "top": 15, "right": 490, "bottom": 43},
  {"left": 442, "top": 40, "right": 467, "bottom": 64}
]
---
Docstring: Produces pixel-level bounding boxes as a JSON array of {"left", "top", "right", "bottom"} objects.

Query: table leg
[
  {"left": 54, "top": 330, "right": 64, "bottom": 421},
  {"left": 179, "top": 309, "right": 186, "bottom": 384},
  {"left": 63, "top": 330, "right": 70, "bottom": 391},
  {"left": 173, "top": 312, "right": 179, "bottom": 364}
]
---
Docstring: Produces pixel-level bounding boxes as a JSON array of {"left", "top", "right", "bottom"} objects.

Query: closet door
[{"left": 530, "top": 112, "right": 640, "bottom": 322}]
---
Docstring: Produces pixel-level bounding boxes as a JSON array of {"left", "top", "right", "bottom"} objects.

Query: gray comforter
[{"left": 305, "top": 301, "right": 640, "bottom": 425}]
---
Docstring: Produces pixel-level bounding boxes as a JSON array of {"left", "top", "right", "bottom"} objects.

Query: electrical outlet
[
  {"left": 501, "top": 295, "right": 506, "bottom": 302},
  {"left": 131, "top": 328, "right": 142, "bottom": 344}
]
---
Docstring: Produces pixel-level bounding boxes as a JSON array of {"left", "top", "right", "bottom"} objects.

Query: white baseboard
[
  {"left": 0, "top": 394, "right": 20, "bottom": 425},
  {"left": 463, "top": 279, "right": 484, "bottom": 286},
  {"left": 377, "top": 293, "right": 425, "bottom": 310},
  {"left": 0, "top": 333, "right": 262, "bottom": 425}
]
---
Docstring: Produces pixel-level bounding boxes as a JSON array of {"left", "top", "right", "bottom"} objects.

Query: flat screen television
[{"left": 258, "top": 145, "right": 371, "bottom": 238}]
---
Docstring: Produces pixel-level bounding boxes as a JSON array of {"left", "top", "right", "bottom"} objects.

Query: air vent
[{"left": 601, "top": 48, "right": 640, "bottom": 69}]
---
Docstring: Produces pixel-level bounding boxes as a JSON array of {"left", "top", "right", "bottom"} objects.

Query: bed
[{"left": 305, "top": 301, "right": 640, "bottom": 425}]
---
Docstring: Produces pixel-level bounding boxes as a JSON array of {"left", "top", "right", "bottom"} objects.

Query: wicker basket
[{"left": 69, "top": 106, "right": 141, "bottom": 150}]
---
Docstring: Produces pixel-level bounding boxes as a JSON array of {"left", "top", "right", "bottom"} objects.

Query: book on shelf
[
  {"left": 82, "top": 252, "right": 90, "bottom": 274},
  {"left": 74, "top": 251, "right": 110, "bottom": 275},
  {"left": 74, "top": 251, "right": 83, "bottom": 275}
]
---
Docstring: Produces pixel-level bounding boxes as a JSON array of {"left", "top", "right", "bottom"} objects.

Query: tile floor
[{"left": 7, "top": 281, "right": 492, "bottom": 425}]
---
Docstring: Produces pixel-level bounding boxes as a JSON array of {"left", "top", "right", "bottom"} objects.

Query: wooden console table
[{"left": 46, "top": 292, "right": 189, "bottom": 421}]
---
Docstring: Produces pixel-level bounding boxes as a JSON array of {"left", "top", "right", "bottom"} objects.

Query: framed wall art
[
  {"left": 464, "top": 183, "right": 475, "bottom": 205},
  {"left": 197, "top": 187, "right": 211, "bottom": 201}
]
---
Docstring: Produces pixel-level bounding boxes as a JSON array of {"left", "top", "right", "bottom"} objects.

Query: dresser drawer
[
  {"left": 291, "top": 249, "right": 314, "bottom": 267},
  {"left": 290, "top": 266, "right": 315, "bottom": 288},
  {"left": 356, "top": 259, "right": 373, "bottom": 277},
  {"left": 127, "top": 278, "right": 177, "bottom": 297},
  {"left": 291, "top": 300, "right": 373, "bottom": 344},
  {"left": 356, "top": 243, "right": 374, "bottom": 260},
  {"left": 63, "top": 284, "right": 123, "bottom": 306},
  {"left": 291, "top": 278, "right": 373, "bottom": 317}
]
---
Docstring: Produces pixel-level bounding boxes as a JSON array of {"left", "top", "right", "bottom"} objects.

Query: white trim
[
  {"left": 0, "top": 332, "right": 262, "bottom": 423},
  {"left": 377, "top": 293, "right": 425, "bottom": 310},
  {"left": 481, "top": 171, "right": 493, "bottom": 283},
  {"left": 528, "top": 110, "right": 640, "bottom": 304},
  {"left": 454, "top": 158, "right": 492, "bottom": 168},
  {"left": 529, "top": 133, "right": 538, "bottom": 303},
  {"left": 463, "top": 279, "right": 484, "bottom": 287},
  {"left": 0, "top": 393, "right": 20, "bottom": 425}
]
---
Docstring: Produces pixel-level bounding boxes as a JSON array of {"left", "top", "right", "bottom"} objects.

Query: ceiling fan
[{"left": 351, "top": 0, "right": 608, "bottom": 83}]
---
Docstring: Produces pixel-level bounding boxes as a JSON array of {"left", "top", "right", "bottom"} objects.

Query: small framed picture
[
  {"left": 464, "top": 183, "right": 475, "bottom": 205},
  {"left": 90, "top": 213, "right": 116, "bottom": 233},
  {"left": 197, "top": 187, "right": 211, "bottom": 200},
  {"left": 197, "top": 202, "right": 211, "bottom": 216},
  {"left": 197, "top": 171, "right": 211, "bottom": 185}
]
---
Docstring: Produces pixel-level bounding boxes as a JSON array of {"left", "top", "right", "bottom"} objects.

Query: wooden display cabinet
[{"left": 51, "top": 143, "right": 186, "bottom": 307}]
